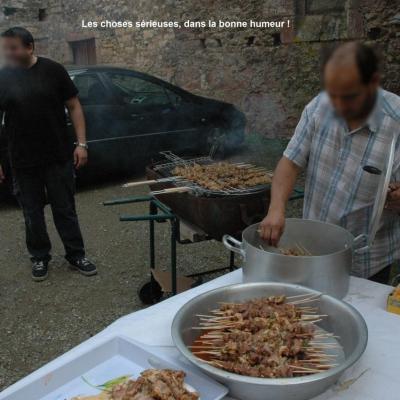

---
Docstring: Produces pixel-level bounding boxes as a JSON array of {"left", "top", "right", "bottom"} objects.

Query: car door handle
[{"left": 131, "top": 113, "right": 145, "bottom": 120}]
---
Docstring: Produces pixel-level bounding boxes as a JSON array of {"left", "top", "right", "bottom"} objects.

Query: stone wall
[{"left": 0, "top": 0, "right": 399, "bottom": 136}]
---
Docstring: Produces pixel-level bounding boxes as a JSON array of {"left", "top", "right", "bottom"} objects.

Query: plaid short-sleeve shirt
[{"left": 284, "top": 88, "right": 400, "bottom": 278}]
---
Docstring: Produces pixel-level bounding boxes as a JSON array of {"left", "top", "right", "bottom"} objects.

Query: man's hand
[
  {"left": 65, "top": 96, "right": 87, "bottom": 169},
  {"left": 73, "top": 146, "right": 88, "bottom": 169},
  {"left": 385, "top": 182, "right": 400, "bottom": 212},
  {"left": 259, "top": 208, "right": 286, "bottom": 247},
  {"left": 258, "top": 156, "right": 299, "bottom": 246},
  {"left": 0, "top": 164, "right": 5, "bottom": 183}
]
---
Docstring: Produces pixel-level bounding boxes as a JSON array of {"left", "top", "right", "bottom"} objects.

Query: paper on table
[{"left": 41, "top": 355, "right": 138, "bottom": 400}]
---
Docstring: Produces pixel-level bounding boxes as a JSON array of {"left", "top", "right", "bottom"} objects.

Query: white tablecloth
[{"left": 1, "top": 270, "right": 399, "bottom": 400}]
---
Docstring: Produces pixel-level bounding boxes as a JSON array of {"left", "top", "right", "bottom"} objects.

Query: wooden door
[{"left": 70, "top": 39, "right": 96, "bottom": 65}]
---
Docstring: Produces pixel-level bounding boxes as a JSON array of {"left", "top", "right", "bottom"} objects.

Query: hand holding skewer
[{"left": 258, "top": 208, "right": 286, "bottom": 247}]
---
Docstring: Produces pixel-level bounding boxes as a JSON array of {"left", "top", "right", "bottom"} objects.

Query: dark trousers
[
  {"left": 13, "top": 160, "right": 85, "bottom": 262},
  {"left": 368, "top": 265, "right": 391, "bottom": 285}
]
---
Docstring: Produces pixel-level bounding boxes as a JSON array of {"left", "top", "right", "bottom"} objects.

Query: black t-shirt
[{"left": 0, "top": 57, "right": 78, "bottom": 168}]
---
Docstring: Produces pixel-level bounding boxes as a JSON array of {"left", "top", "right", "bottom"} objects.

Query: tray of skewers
[
  {"left": 172, "top": 282, "right": 368, "bottom": 400},
  {"left": 2, "top": 335, "right": 228, "bottom": 400}
]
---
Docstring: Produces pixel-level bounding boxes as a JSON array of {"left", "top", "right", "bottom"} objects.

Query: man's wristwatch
[{"left": 75, "top": 142, "right": 88, "bottom": 150}]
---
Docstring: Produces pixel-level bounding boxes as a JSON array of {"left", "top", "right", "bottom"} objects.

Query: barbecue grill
[
  {"left": 105, "top": 145, "right": 304, "bottom": 304},
  {"left": 144, "top": 151, "right": 275, "bottom": 241}
]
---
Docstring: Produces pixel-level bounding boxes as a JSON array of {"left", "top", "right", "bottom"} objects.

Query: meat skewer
[{"left": 190, "top": 295, "right": 339, "bottom": 378}]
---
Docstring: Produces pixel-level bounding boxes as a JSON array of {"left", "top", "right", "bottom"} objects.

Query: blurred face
[
  {"left": 1, "top": 36, "right": 33, "bottom": 67},
  {"left": 324, "top": 62, "right": 379, "bottom": 121}
]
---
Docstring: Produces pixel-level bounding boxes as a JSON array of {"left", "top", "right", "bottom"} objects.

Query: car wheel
[{"left": 138, "top": 280, "right": 163, "bottom": 304}]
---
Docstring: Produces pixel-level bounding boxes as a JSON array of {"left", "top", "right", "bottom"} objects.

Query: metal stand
[{"left": 104, "top": 195, "right": 236, "bottom": 304}]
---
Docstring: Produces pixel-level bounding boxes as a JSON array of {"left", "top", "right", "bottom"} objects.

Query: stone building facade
[{"left": 0, "top": 0, "right": 399, "bottom": 136}]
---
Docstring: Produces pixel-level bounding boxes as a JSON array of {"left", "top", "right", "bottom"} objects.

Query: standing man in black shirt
[{"left": 0, "top": 27, "right": 97, "bottom": 281}]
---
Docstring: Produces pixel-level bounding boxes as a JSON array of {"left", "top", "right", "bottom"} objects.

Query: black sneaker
[
  {"left": 68, "top": 257, "right": 97, "bottom": 276},
  {"left": 32, "top": 260, "right": 49, "bottom": 282}
]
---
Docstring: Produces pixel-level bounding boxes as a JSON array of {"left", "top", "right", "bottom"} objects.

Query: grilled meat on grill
[{"left": 173, "top": 162, "right": 271, "bottom": 191}]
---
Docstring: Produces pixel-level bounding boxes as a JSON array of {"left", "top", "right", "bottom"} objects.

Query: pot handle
[
  {"left": 353, "top": 233, "right": 369, "bottom": 254},
  {"left": 223, "top": 235, "right": 246, "bottom": 259}
]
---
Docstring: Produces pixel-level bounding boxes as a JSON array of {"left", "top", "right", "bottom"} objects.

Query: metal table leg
[
  {"left": 171, "top": 218, "right": 178, "bottom": 295},
  {"left": 229, "top": 250, "right": 235, "bottom": 271}
]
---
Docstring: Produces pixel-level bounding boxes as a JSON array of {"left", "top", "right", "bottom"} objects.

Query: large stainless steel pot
[
  {"left": 223, "top": 132, "right": 397, "bottom": 299},
  {"left": 172, "top": 282, "right": 368, "bottom": 400},
  {"left": 223, "top": 218, "right": 360, "bottom": 299}
]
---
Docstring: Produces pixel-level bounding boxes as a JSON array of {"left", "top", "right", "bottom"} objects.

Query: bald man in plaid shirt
[{"left": 259, "top": 42, "right": 400, "bottom": 284}]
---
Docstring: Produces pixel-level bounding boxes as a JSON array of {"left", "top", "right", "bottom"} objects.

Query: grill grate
[{"left": 152, "top": 151, "right": 271, "bottom": 197}]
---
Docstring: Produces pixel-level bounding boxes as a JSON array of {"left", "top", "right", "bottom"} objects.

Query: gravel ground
[{"left": 0, "top": 137, "right": 304, "bottom": 391}]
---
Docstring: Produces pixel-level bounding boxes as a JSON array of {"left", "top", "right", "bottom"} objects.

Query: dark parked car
[
  {"left": 67, "top": 66, "right": 246, "bottom": 180},
  {"left": 0, "top": 66, "right": 246, "bottom": 196}
]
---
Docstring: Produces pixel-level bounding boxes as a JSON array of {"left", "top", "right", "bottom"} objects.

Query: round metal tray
[{"left": 172, "top": 282, "right": 368, "bottom": 400}]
